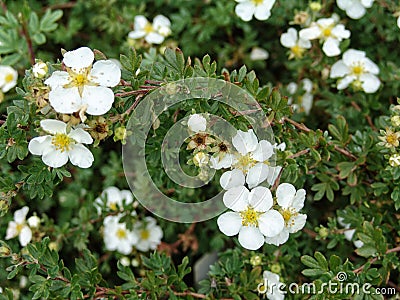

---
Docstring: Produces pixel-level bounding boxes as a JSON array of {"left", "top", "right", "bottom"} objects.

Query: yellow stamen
[
  {"left": 144, "top": 23, "right": 154, "bottom": 34},
  {"left": 108, "top": 202, "right": 118, "bottom": 211},
  {"left": 240, "top": 206, "right": 262, "bottom": 227},
  {"left": 52, "top": 133, "right": 73, "bottom": 152},
  {"left": 233, "top": 153, "right": 257, "bottom": 173},
  {"left": 386, "top": 133, "right": 399, "bottom": 147},
  {"left": 140, "top": 229, "right": 150, "bottom": 240},
  {"left": 322, "top": 27, "right": 332, "bottom": 37},
  {"left": 290, "top": 45, "right": 306, "bottom": 59},
  {"left": 5, "top": 73, "right": 14, "bottom": 83},
  {"left": 16, "top": 223, "right": 24, "bottom": 233},
  {"left": 252, "top": 0, "right": 264, "bottom": 5},
  {"left": 351, "top": 64, "right": 364, "bottom": 76},
  {"left": 281, "top": 208, "right": 298, "bottom": 226},
  {"left": 116, "top": 228, "right": 127, "bottom": 239}
]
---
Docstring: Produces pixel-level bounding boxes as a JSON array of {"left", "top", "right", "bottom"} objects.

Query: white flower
[
  {"left": 235, "top": 0, "right": 276, "bottom": 22},
  {"left": 94, "top": 186, "right": 134, "bottom": 213},
  {"left": 250, "top": 47, "right": 269, "bottom": 60},
  {"left": 397, "top": 16, "right": 400, "bottom": 29},
  {"left": 44, "top": 47, "right": 121, "bottom": 118},
  {"left": 215, "top": 129, "right": 279, "bottom": 189},
  {"left": 27, "top": 216, "right": 41, "bottom": 228},
  {"left": 389, "top": 153, "right": 400, "bottom": 167},
  {"left": 103, "top": 214, "right": 138, "bottom": 255},
  {"left": 337, "top": 217, "right": 364, "bottom": 248},
  {"left": 330, "top": 49, "right": 380, "bottom": 93},
  {"left": 336, "top": 0, "right": 374, "bottom": 19},
  {"left": 280, "top": 28, "right": 311, "bottom": 59},
  {"left": 188, "top": 114, "right": 207, "bottom": 132},
  {"left": 28, "top": 119, "right": 94, "bottom": 168},
  {"left": 0, "top": 65, "right": 18, "bottom": 92},
  {"left": 119, "top": 257, "right": 131, "bottom": 267},
  {"left": 287, "top": 78, "right": 314, "bottom": 115},
  {"left": 133, "top": 217, "right": 163, "bottom": 252},
  {"left": 217, "top": 186, "right": 284, "bottom": 250},
  {"left": 258, "top": 270, "right": 285, "bottom": 300},
  {"left": 265, "top": 183, "right": 307, "bottom": 246},
  {"left": 5, "top": 206, "right": 32, "bottom": 247},
  {"left": 128, "top": 15, "right": 171, "bottom": 44},
  {"left": 299, "top": 17, "right": 351, "bottom": 57},
  {"left": 32, "top": 61, "right": 48, "bottom": 78}
]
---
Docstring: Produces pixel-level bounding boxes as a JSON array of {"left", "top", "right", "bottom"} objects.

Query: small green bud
[
  {"left": 250, "top": 255, "right": 262, "bottom": 266},
  {"left": 270, "top": 263, "right": 281, "bottom": 274}
]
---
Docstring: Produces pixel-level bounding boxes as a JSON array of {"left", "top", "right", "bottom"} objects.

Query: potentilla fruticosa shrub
[{"left": 0, "top": 0, "right": 399, "bottom": 299}]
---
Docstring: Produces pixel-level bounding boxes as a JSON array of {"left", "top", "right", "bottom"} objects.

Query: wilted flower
[
  {"left": 128, "top": 15, "right": 171, "bottom": 44},
  {"left": 95, "top": 186, "right": 134, "bottom": 213},
  {"left": 28, "top": 119, "right": 94, "bottom": 168},
  {"left": 133, "top": 217, "right": 163, "bottom": 252},
  {"left": 299, "top": 17, "right": 350, "bottom": 57},
  {"left": 330, "top": 49, "right": 380, "bottom": 93},
  {"left": 44, "top": 47, "right": 121, "bottom": 119},
  {"left": 234, "top": 0, "right": 276, "bottom": 22},
  {"left": 0, "top": 65, "right": 18, "bottom": 92},
  {"left": 336, "top": 0, "right": 374, "bottom": 19},
  {"left": 265, "top": 183, "right": 307, "bottom": 246},
  {"left": 280, "top": 28, "right": 311, "bottom": 59},
  {"left": 217, "top": 185, "right": 284, "bottom": 250},
  {"left": 5, "top": 206, "right": 32, "bottom": 247}
]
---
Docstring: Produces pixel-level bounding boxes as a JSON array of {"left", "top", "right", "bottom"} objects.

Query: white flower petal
[
  {"left": 331, "top": 24, "right": 351, "bottom": 40},
  {"left": 134, "top": 15, "right": 149, "bottom": 30},
  {"left": 265, "top": 228, "right": 289, "bottom": 246},
  {"left": 250, "top": 47, "right": 269, "bottom": 60},
  {"left": 299, "top": 26, "right": 321, "bottom": 41},
  {"left": 69, "top": 128, "right": 93, "bottom": 144},
  {"left": 322, "top": 38, "right": 341, "bottom": 57},
  {"left": 145, "top": 32, "right": 165, "bottom": 44},
  {"left": 276, "top": 183, "right": 296, "bottom": 208},
  {"left": 363, "top": 57, "right": 380, "bottom": 74},
  {"left": 217, "top": 212, "right": 242, "bottom": 236},
  {"left": 258, "top": 210, "right": 284, "bottom": 237},
  {"left": 251, "top": 140, "right": 274, "bottom": 162},
  {"left": 280, "top": 28, "right": 297, "bottom": 48},
  {"left": 223, "top": 185, "right": 249, "bottom": 211},
  {"left": 44, "top": 71, "right": 70, "bottom": 89},
  {"left": 5, "top": 221, "right": 18, "bottom": 240},
  {"left": 337, "top": 75, "right": 356, "bottom": 90},
  {"left": 14, "top": 206, "right": 29, "bottom": 223},
  {"left": 336, "top": 0, "right": 350, "bottom": 10},
  {"left": 344, "top": 228, "right": 355, "bottom": 241},
  {"left": 42, "top": 149, "right": 68, "bottom": 168},
  {"left": 120, "top": 190, "right": 134, "bottom": 205},
  {"left": 288, "top": 213, "right": 307, "bottom": 233},
  {"left": 249, "top": 186, "right": 273, "bottom": 212},
  {"left": 28, "top": 136, "right": 52, "bottom": 155},
  {"left": 63, "top": 47, "right": 94, "bottom": 69},
  {"left": 210, "top": 153, "right": 234, "bottom": 169},
  {"left": 292, "top": 189, "right": 306, "bottom": 211},
  {"left": 68, "top": 144, "right": 94, "bottom": 168},
  {"left": 398, "top": 16, "right": 400, "bottom": 29},
  {"left": 345, "top": 2, "right": 366, "bottom": 19},
  {"left": 232, "top": 129, "right": 258, "bottom": 155},
  {"left": 302, "top": 93, "right": 313, "bottom": 115},
  {"left": 19, "top": 226, "right": 32, "bottom": 246},
  {"left": 354, "top": 240, "right": 364, "bottom": 248},
  {"left": 91, "top": 60, "right": 121, "bottom": 87},
  {"left": 360, "top": 73, "right": 380, "bottom": 93},
  {"left": 330, "top": 60, "right": 350, "bottom": 78},
  {"left": 254, "top": 4, "right": 271, "bottom": 20},
  {"left": 235, "top": 2, "right": 256, "bottom": 21},
  {"left": 246, "top": 163, "right": 269, "bottom": 188},
  {"left": 128, "top": 30, "right": 146, "bottom": 39},
  {"left": 49, "top": 87, "right": 82, "bottom": 114},
  {"left": 343, "top": 49, "right": 365, "bottom": 65},
  {"left": 220, "top": 169, "right": 245, "bottom": 190},
  {"left": 153, "top": 15, "right": 171, "bottom": 29},
  {"left": 40, "top": 119, "right": 67, "bottom": 134},
  {"left": 266, "top": 165, "right": 282, "bottom": 186},
  {"left": 238, "top": 226, "right": 265, "bottom": 250},
  {"left": 188, "top": 114, "right": 207, "bottom": 132},
  {"left": 81, "top": 86, "right": 114, "bottom": 115}
]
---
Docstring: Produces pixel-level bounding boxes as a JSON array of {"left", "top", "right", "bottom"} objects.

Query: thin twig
[{"left": 353, "top": 245, "right": 400, "bottom": 274}]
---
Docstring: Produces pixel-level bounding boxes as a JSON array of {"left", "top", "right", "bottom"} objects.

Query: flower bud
[
  {"left": 250, "top": 255, "right": 262, "bottom": 266},
  {"left": 32, "top": 61, "right": 48, "bottom": 78}
]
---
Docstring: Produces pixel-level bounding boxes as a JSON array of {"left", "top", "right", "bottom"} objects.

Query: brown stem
[
  {"left": 350, "top": 101, "right": 377, "bottom": 131},
  {"left": 288, "top": 148, "right": 310, "bottom": 159},
  {"left": 20, "top": 16, "right": 35, "bottom": 65},
  {"left": 353, "top": 245, "right": 400, "bottom": 274}
]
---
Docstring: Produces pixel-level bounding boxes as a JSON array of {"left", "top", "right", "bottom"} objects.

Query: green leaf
[{"left": 39, "top": 9, "right": 63, "bottom": 32}]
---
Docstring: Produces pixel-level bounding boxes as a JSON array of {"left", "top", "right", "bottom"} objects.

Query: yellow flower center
[
  {"left": 281, "top": 208, "right": 298, "bottom": 226},
  {"left": 351, "top": 64, "right": 364, "bottom": 76},
  {"left": 252, "top": 0, "right": 264, "bottom": 5},
  {"left": 144, "top": 23, "right": 154, "bottom": 34},
  {"left": 73, "top": 73, "right": 88, "bottom": 86},
  {"left": 233, "top": 153, "right": 257, "bottom": 173},
  {"left": 116, "top": 228, "right": 127, "bottom": 239},
  {"left": 52, "top": 133, "right": 73, "bottom": 152},
  {"left": 64, "top": 67, "right": 97, "bottom": 97},
  {"left": 290, "top": 45, "right": 306, "bottom": 58},
  {"left": 140, "top": 229, "right": 150, "bottom": 240},
  {"left": 322, "top": 26, "right": 333, "bottom": 37},
  {"left": 240, "top": 206, "right": 261, "bottom": 227},
  {"left": 108, "top": 202, "right": 118, "bottom": 211},
  {"left": 16, "top": 223, "right": 24, "bottom": 233},
  {"left": 386, "top": 132, "right": 399, "bottom": 146},
  {"left": 5, "top": 73, "right": 14, "bottom": 83}
]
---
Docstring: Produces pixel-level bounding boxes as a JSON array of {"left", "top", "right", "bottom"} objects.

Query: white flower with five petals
[
  {"left": 128, "top": 15, "right": 171, "bottom": 44},
  {"left": 299, "top": 17, "right": 350, "bottom": 57},
  {"left": 217, "top": 186, "right": 284, "bottom": 250},
  {"left": 94, "top": 186, "right": 134, "bottom": 213},
  {"left": 103, "top": 214, "right": 138, "bottom": 255},
  {"left": 133, "top": 217, "right": 163, "bottom": 252},
  {"left": 5, "top": 206, "right": 32, "bottom": 247},
  {"left": 265, "top": 183, "right": 307, "bottom": 246},
  {"left": 28, "top": 119, "right": 94, "bottom": 168},
  {"left": 330, "top": 49, "right": 380, "bottom": 93},
  {"left": 336, "top": 0, "right": 374, "bottom": 19},
  {"left": 235, "top": 0, "right": 276, "bottom": 22},
  {"left": 44, "top": 47, "right": 121, "bottom": 119},
  {"left": 215, "top": 129, "right": 279, "bottom": 189},
  {"left": 280, "top": 28, "right": 312, "bottom": 59}
]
